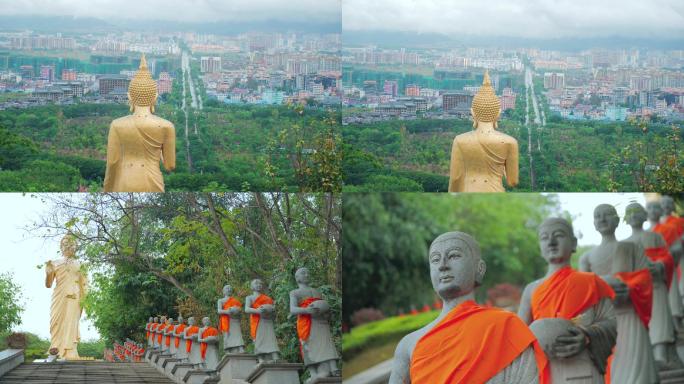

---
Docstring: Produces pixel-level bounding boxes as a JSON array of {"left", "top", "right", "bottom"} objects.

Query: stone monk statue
[
  {"left": 245, "top": 279, "right": 280, "bottom": 363},
  {"left": 519, "top": 218, "right": 616, "bottom": 383},
  {"left": 448, "top": 71, "right": 519, "bottom": 192},
  {"left": 579, "top": 204, "right": 658, "bottom": 384},
  {"left": 217, "top": 284, "right": 245, "bottom": 353},
  {"left": 289, "top": 267, "right": 340, "bottom": 381},
  {"left": 390, "top": 231, "right": 549, "bottom": 384},
  {"left": 625, "top": 202, "right": 681, "bottom": 369},
  {"left": 45, "top": 235, "right": 87, "bottom": 360},
  {"left": 103, "top": 53, "right": 176, "bottom": 192}
]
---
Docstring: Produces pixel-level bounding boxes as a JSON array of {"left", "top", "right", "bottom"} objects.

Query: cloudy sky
[
  {"left": 343, "top": 0, "right": 684, "bottom": 39},
  {"left": 0, "top": 0, "right": 340, "bottom": 24}
]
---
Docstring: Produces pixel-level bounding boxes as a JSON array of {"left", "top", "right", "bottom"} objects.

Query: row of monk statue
[
  {"left": 143, "top": 268, "right": 340, "bottom": 384},
  {"left": 390, "top": 196, "right": 684, "bottom": 384}
]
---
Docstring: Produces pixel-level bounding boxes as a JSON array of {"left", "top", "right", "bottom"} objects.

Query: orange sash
[
  {"left": 250, "top": 294, "right": 274, "bottom": 340},
  {"left": 531, "top": 266, "right": 615, "bottom": 321},
  {"left": 165, "top": 324, "right": 175, "bottom": 347},
  {"left": 297, "top": 297, "right": 321, "bottom": 342},
  {"left": 220, "top": 297, "right": 242, "bottom": 333},
  {"left": 615, "top": 269, "right": 653, "bottom": 328},
  {"left": 200, "top": 326, "right": 219, "bottom": 360},
  {"left": 157, "top": 324, "right": 164, "bottom": 344},
  {"left": 184, "top": 325, "right": 199, "bottom": 353},
  {"left": 146, "top": 322, "right": 151, "bottom": 339},
  {"left": 174, "top": 324, "right": 186, "bottom": 348},
  {"left": 655, "top": 222, "right": 679, "bottom": 246},
  {"left": 646, "top": 246, "right": 675, "bottom": 288},
  {"left": 410, "top": 300, "right": 550, "bottom": 384}
]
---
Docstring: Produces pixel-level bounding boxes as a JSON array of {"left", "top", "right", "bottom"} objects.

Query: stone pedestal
[
  {"left": 183, "top": 369, "right": 218, "bottom": 384},
  {"left": 246, "top": 362, "right": 303, "bottom": 384},
  {"left": 308, "top": 377, "right": 342, "bottom": 384},
  {"left": 217, "top": 354, "right": 259, "bottom": 383},
  {"left": 173, "top": 362, "right": 199, "bottom": 383},
  {"left": 163, "top": 357, "right": 184, "bottom": 377}
]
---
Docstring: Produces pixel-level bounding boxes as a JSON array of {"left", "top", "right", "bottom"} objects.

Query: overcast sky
[
  {"left": 0, "top": 0, "right": 341, "bottom": 24},
  {"left": 343, "top": 0, "right": 684, "bottom": 39}
]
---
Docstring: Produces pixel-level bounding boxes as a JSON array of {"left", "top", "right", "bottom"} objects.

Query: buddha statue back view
[
  {"left": 103, "top": 54, "right": 176, "bottom": 192},
  {"left": 448, "top": 71, "right": 518, "bottom": 192}
]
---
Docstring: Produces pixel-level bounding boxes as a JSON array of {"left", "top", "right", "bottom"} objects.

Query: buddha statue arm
[
  {"left": 244, "top": 296, "right": 259, "bottom": 314},
  {"left": 45, "top": 260, "right": 56, "bottom": 288},
  {"left": 290, "top": 292, "right": 312, "bottom": 315},
  {"left": 505, "top": 140, "right": 519, "bottom": 187},
  {"left": 578, "top": 297, "right": 616, "bottom": 374},
  {"left": 448, "top": 139, "right": 464, "bottom": 192},
  {"left": 487, "top": 346, "right": 539, "bottom": 384},
  {"left": 517, "top": 283, "right": 534, "bottom": 324},
  {"left": 103, "top": 123, "right": 120, "bottom": 191},
  {"left": 389, "top": 335, "right": 413, "bottom": 384},
  {"left": 162, "top": 125, "right": 176, "bottom": 172}
]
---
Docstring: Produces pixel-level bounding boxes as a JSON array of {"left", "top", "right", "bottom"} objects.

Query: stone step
[
  {"left": 0, "top": 361, "right": 174, "bottom": 384},
  {"left": 660, "top": 368, "right": 684, "bottom": 384}
]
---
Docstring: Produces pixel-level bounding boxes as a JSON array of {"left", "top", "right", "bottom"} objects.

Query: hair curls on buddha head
[
  {"left": 128, "top": 53, "right": 158, "bottom": 112},
  {"left": 471, "top": 70, "right": 501, "bottom": 129}
]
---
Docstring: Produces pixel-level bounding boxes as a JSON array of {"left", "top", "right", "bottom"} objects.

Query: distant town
[
  {"left": 342, "top": 45, "right": 684, "bottom": 124},
  {"left": 0, "top": 30, "right": 341, "bottom": 110}
]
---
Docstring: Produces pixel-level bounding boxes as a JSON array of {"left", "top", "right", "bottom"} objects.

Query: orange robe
[
  {"left": 165, "top": 324, "right": 175, "bottom": 347},
  {"left": 185, "top": 325, "right": 199, "bottom": 353},
  {"left": 531, "top": 266, "right": 615, "bottom": 321},
  {"left": 220, "top": 297, "right": 242, "bottom": 333},
  {"left": 614, "top": 269, "right": 653, "bottom": 328},
  {"left": 645, "top": 246, "right": 675, "bottom": 288},
  {"left": 145, "top": 322, "right": 151, "bottom": 339},
  {"left": 174, "top": 324, "right": 186, "bottom": 349},
  {"left": 200, "top": 326, "right": 220, "bottom": 360},
  {"left": 157, "top": 324, "right": 164, "bottom": 344},
  {"left": 250, "top": 294, "right": 274, "bottom": 340},
  {"left": 661, "top": 216, "right": 684, "bottom": 279},
  {"left": 297, "top": 297, "right": 321, "bottom": 342},
  {"left": 410, "top": 300, "right": 550, "bottom": 384}
]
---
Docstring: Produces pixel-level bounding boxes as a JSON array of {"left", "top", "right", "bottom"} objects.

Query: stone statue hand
[
  {"left": 228, "top": 307, "right": 240, "bottom": 316},
  {"left": 648, "top": 262, "right": 663, "bottom": 282},
  {"left": 552, "top": 326, "right": 586, "bottom": 358}
]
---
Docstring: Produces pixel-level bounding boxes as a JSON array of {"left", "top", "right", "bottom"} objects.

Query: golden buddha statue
[
  {"left": 448, "top": 71, "right": 519, "bottom": 192},
  {"left": 103, "top": 54, "right": 176, "bottom": 192}
]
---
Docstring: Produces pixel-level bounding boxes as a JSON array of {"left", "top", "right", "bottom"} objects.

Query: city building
[
  {"left": 40, "top": 65, "right": 56, "bottom": 82},
  {"left": 405, "top": 84, "right": 420, "bottom": 97},
  {"left": 200, "top": 56, "right": 221, "bottom": 73},
  {"left": 543, "top": 73, "right": 565, "bottom": 89},
  {"left": 501, "top": 87, "right": 517, "bottom": 111},
  {"left": 157, "top": 72, "right": 172, "bottom": 95},
  {"left": 442, "top": 92, "right": 474, "bottom": 112},
  {"left": 383, "top": 80, "right": 398, "bottom": 97},
  {"left": 99, "top": 75, "right": 130, "bottom": 95},
  {"left": 61, "top": 69, "right": 77, "bottom": 81}
]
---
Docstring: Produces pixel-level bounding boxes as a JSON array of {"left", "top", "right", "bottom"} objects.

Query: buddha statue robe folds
[
  {"left": 103, "top": 54, "right": 175, "bottom": 192},
  {"left": 448, "top": 71, "right": 518, "bottom": 192}
]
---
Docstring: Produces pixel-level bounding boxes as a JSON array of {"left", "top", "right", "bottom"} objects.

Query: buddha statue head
[
  {"left": 153, "top": 316, "right": 159, "bottom": 323},
  {"left": 538, "top": 218, "right": 576, "bottom": 265},
  {"left": 177, "top": 315, "right": 184, "bottom": 324},
  {"left": 646, "top": 201, "right": 663, "bottom": 222},
  {"left": 471, "top": 70, "right": 501, "bottom": 129},
  {"left": 661, "top": 196, "right": 675, "bottom": 215},
  {"left": 187, "top": 316, "right": 196, "bottom": 326},
  {"left": 625, "top": 202, "right": 647, "bottom": 227},
  {"left": 222, "top": 284, "right": 232, "bottom": 297},
  {"left": 251, "top": 278, "right": 265, "bottom": 293},
  {"left": 60, "top": 234, "right": 77, "bottom": 259},
  {"left": 128, "top": 53, "right": 158, "bottom": 113},
  {"left": 428, "top": 231, "right": 486, "bottom": 300},
  {"left": 295, "top": 267, "right": 310, "bottom": 285},
  {"left": 202, "top": 316, "right": 211, "bottom": 327},
  {"left": 593, "top": 204, "right": 620, "bottom": 235},
  {"left": 148, "top": 316, "right": 153, "bottom": 323}
]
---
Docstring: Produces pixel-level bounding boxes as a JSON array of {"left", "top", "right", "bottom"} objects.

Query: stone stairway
[{"left": 0, "top": 361, "right": 174, "bottom": 384}]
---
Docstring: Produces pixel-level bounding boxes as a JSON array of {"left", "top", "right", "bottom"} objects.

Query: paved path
[{"left": 0, "top": 361, "right": 174, "bottom": 384}]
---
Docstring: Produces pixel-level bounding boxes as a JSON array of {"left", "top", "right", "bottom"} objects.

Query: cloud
[
  {"left": 342, "top": 0, "right": 684, "bottom": 39},
  {"left": 0, "top": 0, "right": 341, "bottom": 23}
]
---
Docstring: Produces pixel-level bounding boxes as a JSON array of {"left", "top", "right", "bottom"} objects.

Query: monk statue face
[
  {"left": 295, "top": 267, "right": 310, "bottom": 284},
  {"left": 177, "top": 315, "right": 184, "bottom": 324},
  {"left": 625, "top": 203, "right": 647, "bottom": 227},
  {"left": 538, "top": 218, "right": 576, "bottom": 264},
  {"left": 223, "top": 285, "right": 232, "bottom": 296},
  {"left": 60, "top": 235, "right": 77, "bottom": 259},
  {"left": 646, "top": 201, "right": 663, "bottom": 222},
  {"left": 148, "top": 316, "right": 153, "bottom": 322},
  {"left": 428, "top": 232, "right": 486, "bottom": 300},
  {"left": 160, "top": 316, "right": 167, "bottom": 324},
  {"left": 661, "top": 196, "right": 675, "bottom": 215},
  {"left": 202, "top": 317, "right": 210, "bottom": 327},
  {"left": 251, "top": 279, "right": 264, "bottom": 292},
  {"left": 167, "top": 317, "right": 173, "bottom": 324},
  {"left": 188, "top": 317, "right": 196, "bottom": 326},
  {"left": 593, "top": 204, "right": 619, "bottom": 235}
]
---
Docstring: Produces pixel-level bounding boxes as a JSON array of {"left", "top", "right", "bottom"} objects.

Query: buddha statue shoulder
[
  {"left": 103, "top": 54, "right": 176, "bottom": 192},
  {"left": 448, "top": 71, "right": 518, "bottom": 192}
]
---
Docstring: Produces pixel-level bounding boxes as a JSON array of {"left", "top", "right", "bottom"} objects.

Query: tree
[{"left": 0, "top": 272, "right": 24, "bottom": 334}]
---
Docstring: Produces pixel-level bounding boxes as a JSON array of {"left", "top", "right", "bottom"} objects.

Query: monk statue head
[
  {"left": 148, "top": 316, "right": 153, "bottom": 323},
  {"left": 160, "top": 315, "right": 167, "bottom": 324},
  {"left": 295, "top": 267, "right": 310, "bottom": 285},
  {"left": 153, "top": 316, "right": 159, "bottom": 323},
  {"left": 661, "top": 196, "right": 675, "bottom": 215},
  {"left": 167, "top": 317, "right": 173, "bottom": 324},
  {"left": 428, "top": 232, "right": 486, "bottom": 300},
  {"left": 222, "top": 284, "right": 232, "bottom": 297},
  {"left": 202, "top": 317, "right": 211, "bottom": 327},
  {"left": 251, "top": 279, "right": 264, "bottom": 293},
  {"left": 538, "top": 218, "right": 576, "bottom": 265},
  {"left": 646, "top": 201, "right": 663, "bottom": 222},
  {"left": 187, "top": 317, "right": 196, "bottom": 326},
  {"left": 625, "top": 202, "right": 647, "bottom": 227},
  {"left": 128, "top": 54, "right": 158, "bottom": 113},
  {"left": 593, "top": 204, "right": 619, "bottom": 235},
  {"left": 470, "top": 70, "right": 501, "bottom": 129},
  {"left": 177, "top": 315, "right": 184, "bottom": 324},
  {"left": 60, "top": 234, "right": 77, "bottom": 259}
]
